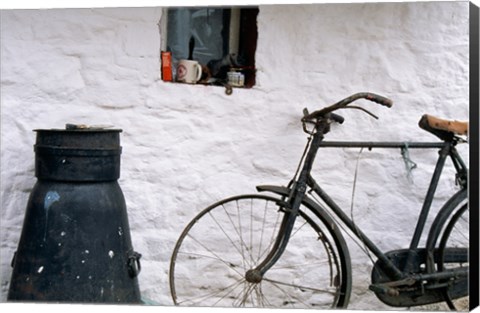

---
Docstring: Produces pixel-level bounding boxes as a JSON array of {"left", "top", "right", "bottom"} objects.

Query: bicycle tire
[
  {"left": 169, "top": 194, "right": 350, "bottom": 308},
  {"left": 437, "top": 198, "right": 469, "bottom": 310},
  {"left": 426, "top": 190, "right": 469, "bottom": 310}
]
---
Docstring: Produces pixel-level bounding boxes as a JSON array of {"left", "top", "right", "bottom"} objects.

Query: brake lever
[
  {"left": 341, "top": 106, "right": 379, "bottom": 119},
  {"left": 302, "top": 122, "right": 314, "bottom": 135},
  {"left": 302, "top": 108, "right": 317, "bottom": 134}
]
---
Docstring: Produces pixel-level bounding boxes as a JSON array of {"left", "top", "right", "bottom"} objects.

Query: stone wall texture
[{"left": 0, "top": 2, "right": 470, "bottom": 309}]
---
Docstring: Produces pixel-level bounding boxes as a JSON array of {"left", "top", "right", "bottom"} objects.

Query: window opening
[{"left": 161, "top": 7, "right": 258, "bottom": 89}]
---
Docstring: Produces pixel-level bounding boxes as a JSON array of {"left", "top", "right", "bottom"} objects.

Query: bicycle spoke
[
  {"left": 238, "top": 199, "right": 258, "bottom": 268},
  {"left": 234, "top": 281, "right": 256, "bottom": 306},
  {"left": 256, "top": 199, "right": 270, "bottom": 263},
  {"left": 269, "top": 259, "right": 330, "bottom": 270},
  {"left": 257, "top": 283, "right": 275, "bottom": 307},
  {"left": 453, "top": 223, "right": 469, "bottom": 243},
  {"left": 253, "top": 284, "right": 262, "bottom": 306},
  {"left": 184, "top": 233, "right": 245, "bottom": 278},
  {"left": 250, "top": 282, "right": 273, "bottom": 307},
  {"left": 210, "top": 279, "right": 247, "bottom": 307},
  {"left": 235, "top": 200, "right": 248, "bottom": 269},
  {"left": 255, "top": 211, "right": 311, "bottom": 264},
  {"left": 210, "top": 205, "right": 259, "bottom": 270},
  {"left": 290, "top": 219, "right": 309, "bottom": 238},
  {"left": 177, "top": 278, "right": 245, "bottom": 306},
  {"left": 437, "top": 199, "right": 469, "bottom": 309},
  {"left": 256, "top": 209, "right": 283, "bottom": 263},
  {"left": 217, "top": 202, "right": 255, "bottom": 269},
  {"left": 170, "top": 195, "right": 348, "bottom": 308},
  {"left": 249, "top": 198, "right": 254, "bottom": 266},
  {"left": 263, "top": 277, "right": 315, "bottom": 308},
  {"left": 176, "top": 251, "right": 243, "bottom": 275},
  {"left": 207, "top": 210, "right": 245, "bottom": 262},
  {"left": 263, "top": 277, "right": 338, "bottom": 295}
]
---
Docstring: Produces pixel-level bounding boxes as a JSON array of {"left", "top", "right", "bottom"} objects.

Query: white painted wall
[{"left": 0, "top": 2, "right": 470, "bottom": 310}]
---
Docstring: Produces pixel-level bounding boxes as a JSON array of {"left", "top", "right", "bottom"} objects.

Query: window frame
[{"left": 160, "top": 6, "right": 258, "bottom": 88}]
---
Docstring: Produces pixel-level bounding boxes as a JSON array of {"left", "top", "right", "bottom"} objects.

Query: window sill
[
  {"left": 162, "top": 79, "right": 252, "bottom": 96},
  {"left": 162, "top": 66, "right": 256, "bottom": 95}
]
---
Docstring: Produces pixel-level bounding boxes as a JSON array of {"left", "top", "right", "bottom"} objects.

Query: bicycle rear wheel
[
  {"left": 169, "top": 194, "right": 349, "bottom": 308},
  {"left": 437, "top": 197, "right": 469, "bottom": 310}
]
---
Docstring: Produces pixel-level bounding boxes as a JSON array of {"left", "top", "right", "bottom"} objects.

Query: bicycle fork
[
  {"left": 246, "top": 124, "right": 327, "bottom": 283},
  {"left": 245, "top": 197, "right": 302, "bottom": 283}
]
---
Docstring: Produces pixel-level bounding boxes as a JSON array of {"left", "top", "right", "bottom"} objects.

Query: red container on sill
[{"left": 161, "top": 51, "right": 173, "bottom": 82}]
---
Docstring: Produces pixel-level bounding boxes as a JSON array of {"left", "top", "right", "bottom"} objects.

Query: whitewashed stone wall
[{"left": 0, "top": 2, "right": 469, "bottom": 310}]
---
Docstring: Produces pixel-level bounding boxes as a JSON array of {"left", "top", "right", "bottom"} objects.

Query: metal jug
[{"left": 7, "top": 126, "right": 141, "bottom": 303}]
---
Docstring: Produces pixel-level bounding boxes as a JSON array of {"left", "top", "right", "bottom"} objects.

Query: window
[{"left": 161, "top": 7, "right": 258, "bottom": 88}]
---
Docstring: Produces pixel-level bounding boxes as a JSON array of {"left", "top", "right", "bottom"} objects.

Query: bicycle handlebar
[
  {"left": 303, "top": 92, "right": 393, "bottom": 122},
  {"left": 331, "top": 92, "right": 393, "bottom": 109},
  {"left": 363, "top": 93, "right": 393, "bottom": 107},
  {"left": 330, "top": 112, "right": 345, "bottom": 124}
]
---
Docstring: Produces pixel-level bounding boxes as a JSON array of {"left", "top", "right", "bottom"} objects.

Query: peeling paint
[{"left": 43, "top": 191, "right": 60, "bottom": 242}]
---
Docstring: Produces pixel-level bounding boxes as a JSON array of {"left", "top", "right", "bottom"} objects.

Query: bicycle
[{"left": 169, "top": 92, "right": 469, "bottom": 310}]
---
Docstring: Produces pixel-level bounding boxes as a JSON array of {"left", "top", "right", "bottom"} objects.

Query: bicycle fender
[
  {"left": 256, "top": 184, "right": 353, "bottom": 308},
  {"left": 425, "top": 188, "right": 468, "bottom": 272},
  {"left": 256, "top": 185, "right": 291, "bottom": 197},
  {"left": 256, "top": 184, "right": 348, "bottom": 243},
  {"left": 426, "top": 188, "right": 467, "bottom": 248},
  {"left": 257, "top": 185, "right": 332, "bottom": 211},
  {"left": 256, "top": 185, "right": 332, "bottom": 216}
]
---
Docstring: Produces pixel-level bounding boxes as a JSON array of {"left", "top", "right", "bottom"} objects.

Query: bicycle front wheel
[{"left": 169, "top": 194, "right": 349, "bottom": 308}]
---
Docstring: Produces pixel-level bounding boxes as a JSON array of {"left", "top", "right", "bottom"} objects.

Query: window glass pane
[{"left": 167, "top": 8, "right": 229, "bottom": 65}]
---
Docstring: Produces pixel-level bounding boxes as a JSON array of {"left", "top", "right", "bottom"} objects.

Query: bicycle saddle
[{"left": 419, "top": 114, "right": 468, "bottom": 141}]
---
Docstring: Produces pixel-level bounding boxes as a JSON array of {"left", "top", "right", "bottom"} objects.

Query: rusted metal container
[{"left": 8, "top": 126, "right": 141, "bottom": 303}]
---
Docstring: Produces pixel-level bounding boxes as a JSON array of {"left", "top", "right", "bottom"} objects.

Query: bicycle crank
[
  {"left": 370, "top": 248, "right": 468, "bottom": 307},
  {"left": 369, "top": 278, "right": 416, "bottom": 297}
]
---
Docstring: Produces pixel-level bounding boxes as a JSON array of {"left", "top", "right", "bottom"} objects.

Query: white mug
[{"left": 177, "top": 60, "right": 202, "bottom": 84}]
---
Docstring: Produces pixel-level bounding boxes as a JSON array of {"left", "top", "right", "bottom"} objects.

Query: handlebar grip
[
  {"left": 365, "top": 93, "right": 393, "bottom": 108},
  {"left": 329, "top": 113, "right": 344, "bottom": 124}
]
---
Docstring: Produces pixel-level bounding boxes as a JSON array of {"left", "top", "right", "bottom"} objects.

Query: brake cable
[{"left": 337, "top": 106, "right": 379, "bottom": 119}]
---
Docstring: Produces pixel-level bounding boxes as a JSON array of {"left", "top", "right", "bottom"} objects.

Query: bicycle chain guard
[{"left": 370, "top": 248, "right": 446, "bottom": 307}]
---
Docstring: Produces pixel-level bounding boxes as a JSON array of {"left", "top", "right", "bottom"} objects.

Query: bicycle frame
[
  {"left": 310, "top": 140, "right": 468, "bottom": 281},
  {"left": 254, "top": 120, "right": 468, "bottom": 285}
]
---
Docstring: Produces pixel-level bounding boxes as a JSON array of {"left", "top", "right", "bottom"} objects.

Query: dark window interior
[{"left": 165, "top": 7, "right": 258, "bottom": 88}]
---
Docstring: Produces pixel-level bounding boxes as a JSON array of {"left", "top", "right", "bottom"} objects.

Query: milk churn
[{"left": 7, "top": 125, "right": 141, "bottom": 303}]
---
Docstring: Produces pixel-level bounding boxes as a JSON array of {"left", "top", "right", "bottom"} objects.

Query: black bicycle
[{"left": 169, "top": 93, "right": 469, "bottom": 310}]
